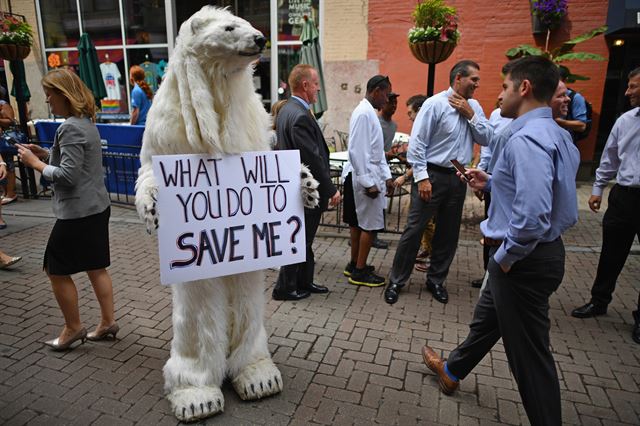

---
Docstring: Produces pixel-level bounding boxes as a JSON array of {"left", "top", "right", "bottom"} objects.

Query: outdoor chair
[{"left": 335, "top": 130, "right": 349, "bottom": 151}]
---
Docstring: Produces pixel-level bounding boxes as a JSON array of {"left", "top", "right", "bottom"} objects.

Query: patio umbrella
[
  {"left": 299, "top": 17, "right": 327, "bottom": 118},
  {"left": 77, "top": 33, "right": 107, "bottom": 102}
]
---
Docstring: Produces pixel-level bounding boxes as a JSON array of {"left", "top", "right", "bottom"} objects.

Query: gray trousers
[
  {"left": 389, "top": 169, "right": 467, "bottom": 287},
  {"left": 447, "top": 239, "right": 565, "bottom": 426}
]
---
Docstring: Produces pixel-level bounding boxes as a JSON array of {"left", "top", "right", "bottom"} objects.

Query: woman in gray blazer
[{"left": 17, "top": 69, "right": 118, "bottom": 351}]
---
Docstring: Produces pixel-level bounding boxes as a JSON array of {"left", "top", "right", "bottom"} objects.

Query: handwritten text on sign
[{"left": 152, "top": 151, "right": 305, "bottom": 285}]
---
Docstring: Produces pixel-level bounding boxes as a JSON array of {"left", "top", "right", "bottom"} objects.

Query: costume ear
[{"left": 190, "top": 16, "right": 205, "bottom": 35}]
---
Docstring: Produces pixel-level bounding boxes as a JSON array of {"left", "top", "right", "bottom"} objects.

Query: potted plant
[
  {"left": 408, "top": 0, "right": 460, "bottom": 64},
  {"left": 0, "top": 14, "right": 33, "bottom": 61},
  {"left": 530, "top": 0, "right": 568, "bottom": 45}
]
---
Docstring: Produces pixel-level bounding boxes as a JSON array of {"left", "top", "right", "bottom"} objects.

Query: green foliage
[
  {"left": 409, "top": 0, "right": 460, "bottom": 45},
  {"left": 0, "top": 15, "right": 33, "bottom": 46},
  {"left": 505, "top": 25, "right": 607, "bottom": 81}
]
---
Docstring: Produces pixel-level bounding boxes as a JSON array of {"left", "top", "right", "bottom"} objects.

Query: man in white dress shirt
[
  {"left": 341, "top": 75, "right": 394, "bottom": 287},
  {"left": 384, "top": 60, "right": 492, "bottom": 304}
]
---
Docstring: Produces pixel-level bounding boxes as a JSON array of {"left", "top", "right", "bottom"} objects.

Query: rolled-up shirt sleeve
[
  {"left": 592, "top": 122, "right": 620, "bottom": 197},
  {"left": 468, "top": 103, "right": 492, "bottom": 147},
  {"left": 407, "top": 103, "right": 436, "bottom": 182},
  {"left": 493, "top": 136, "right": 553, "bottom": 268}
]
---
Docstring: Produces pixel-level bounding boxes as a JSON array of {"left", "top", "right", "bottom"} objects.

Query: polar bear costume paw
[
  {"left": 136, "top": 185, "right": 159, "bottom": 234},
  {"left": 300, "top": 164, "right": 320, "bottom": 209},
  {"left": 232, "top": 358, "right": 283, "bottom": 400},
  {"left": 168, "top": 386, "right": 224, "bottom": 422}
]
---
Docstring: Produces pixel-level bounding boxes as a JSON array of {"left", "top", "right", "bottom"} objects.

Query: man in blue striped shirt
[
  {"left": 571, "top": 67, "right": 640, "bottom": 344},
  {"left": 423, "top": 56, "right": 580, "bottom": 426}
]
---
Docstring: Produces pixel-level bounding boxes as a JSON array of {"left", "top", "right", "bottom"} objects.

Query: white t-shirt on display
[{"left": 100, "top": 62, "right": 121, "bottom": 100}]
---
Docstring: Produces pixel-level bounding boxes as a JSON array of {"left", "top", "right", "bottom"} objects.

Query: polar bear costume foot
[
  {"left": 232, "top": 358, "right": 283, "bottom": 400},
  {"left": 168, "top": 386, "right": 224, "bottom": 422}
]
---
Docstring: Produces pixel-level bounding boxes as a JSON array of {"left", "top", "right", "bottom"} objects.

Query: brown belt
[{"left": 483, "top": 237, "right": 503, "bottom": 247}]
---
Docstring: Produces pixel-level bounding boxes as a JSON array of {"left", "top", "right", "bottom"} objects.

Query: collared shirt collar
[
  {"left": 635, "top": 107, "right": 640, "bottom": 117},
  {"left": 291, "top": 95, "right": 310, "bottom": 110},
  {"left": 509, "top": 106, "right": 552, "bottom": 134}
]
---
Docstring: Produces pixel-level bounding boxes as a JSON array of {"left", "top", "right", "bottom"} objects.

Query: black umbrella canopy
[{"left": 77, "top": 33, "right": 107, "bottom": 101}]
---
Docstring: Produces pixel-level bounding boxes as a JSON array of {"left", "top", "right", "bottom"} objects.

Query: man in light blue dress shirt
[
  {"left": 422, "top": 56, "right": 579, "bottom": 426},
  {"left": 571, "top": 67, "right": 640, "bottom": 344},
  {"left": 384, "top": 60, "right": 492, "bottom": 305}
]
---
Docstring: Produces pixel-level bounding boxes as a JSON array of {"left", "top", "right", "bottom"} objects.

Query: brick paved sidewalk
[{"left": 0, "top": 183, "right": 638, "bottom": 425}]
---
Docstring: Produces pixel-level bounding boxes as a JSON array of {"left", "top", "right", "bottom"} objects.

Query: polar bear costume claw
[{"left": 135, "top": 6, "right": 317, "bottom": 421}]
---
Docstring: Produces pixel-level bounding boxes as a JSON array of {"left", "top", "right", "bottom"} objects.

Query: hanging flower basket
[
  {"left": 0, "top": 43, "right": 30, "bottom": 61},
  {"left": 409, "top": 40, "right": 456, "bottom": 64}
]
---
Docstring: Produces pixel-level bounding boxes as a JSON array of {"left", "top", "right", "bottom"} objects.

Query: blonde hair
[
  {"left": 270, "top": 99, "right": 287, "bottom": 130},
  {"left": 42, "top": 69, "right": 97, "bottom": 122}
]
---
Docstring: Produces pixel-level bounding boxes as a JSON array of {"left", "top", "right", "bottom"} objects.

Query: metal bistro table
[{"left": 325, "top": 148, "right": 411, "bottom": 234}]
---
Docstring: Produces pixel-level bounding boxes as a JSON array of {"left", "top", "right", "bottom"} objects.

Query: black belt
[
  {"left": 427, "top": 162, "right": 456, "bottom": 174},
  {"left": 616, "top": 184, "right": 640, "bottom": 194}
]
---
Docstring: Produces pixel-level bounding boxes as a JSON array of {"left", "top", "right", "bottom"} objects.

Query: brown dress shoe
[{"left": 422, "top": 345, "right": 459, "bottom": 395}]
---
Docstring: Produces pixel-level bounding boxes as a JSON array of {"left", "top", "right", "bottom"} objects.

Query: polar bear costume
[{"left": 135, "top": 6, "right": 318, "bottom": 422}]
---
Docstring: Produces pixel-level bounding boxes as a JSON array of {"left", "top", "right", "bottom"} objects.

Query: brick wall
[
  {"left": 367, "top": 0, "right": 610, "bottom": 162},
  {"left": 323, "top": 0, "right": 369, "bottom": 61}
]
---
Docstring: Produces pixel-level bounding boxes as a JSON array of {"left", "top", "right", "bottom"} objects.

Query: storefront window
[
  {"left": 80, "top": 0, "right": 121, "bottom": 43},
  {"left": 277, "top": 44, "right": 301, "bottom": 100},
  {"left": 126, "top": 48, "right": 168, "bottom": 94},
  {"left": 277, "top": 0, "right": 319, "bottom": 42},
  {"left": 123, "top": 0, "right": 167, "bottom": 44},
  {"left": 39, "top": 0, "right": 80, "bottom": 48}
]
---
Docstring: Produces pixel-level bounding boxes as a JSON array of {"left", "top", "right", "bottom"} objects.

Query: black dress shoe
[
  {"left": 384, "top": 283, "right": 401, "bottom": 305},
  {"left": 471, "top": 278, "right": 483, "bottom": 288},
  {"left": 632, "top": 310, "right": 640, "bottom": 344},
  {"left": 427, "top": 282, "right": 448, "bottom": 304},
  {"left": 303, "top": 283, "right": 329, "bottom": 294},
  {"left": 272, "top": 289, "right": 311, "bottom": 301},
  {"left": 571, "top": 302, "right": 607, "bottom": 318}
]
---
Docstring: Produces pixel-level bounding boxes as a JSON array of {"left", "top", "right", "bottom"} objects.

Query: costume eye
[{"left": 225, "top": 26, "right": 235, "bottom": 32}]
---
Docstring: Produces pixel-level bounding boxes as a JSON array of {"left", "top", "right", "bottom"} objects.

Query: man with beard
[
  {"left": 384, "top": 60, "right": 492, "bottom": 304},
  {"left": 423, "top": 56, "right": 580, "bottom": 426}
]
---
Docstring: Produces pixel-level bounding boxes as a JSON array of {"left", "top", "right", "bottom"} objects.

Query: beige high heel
[
  {"left": 87, "top": 323, "right": 120, "bottom": 341},
  {"left": 44, "top": 328, "right": 87, "bottom": 351}
]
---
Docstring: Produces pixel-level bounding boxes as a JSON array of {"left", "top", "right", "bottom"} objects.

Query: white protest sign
[{"left": 152, "top": 151, "right": 306, "bottom": 285}]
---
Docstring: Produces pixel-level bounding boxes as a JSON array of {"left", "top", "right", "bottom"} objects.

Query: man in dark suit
[{"left": 273, "top": 64, "right": 341, "bottom": 301}]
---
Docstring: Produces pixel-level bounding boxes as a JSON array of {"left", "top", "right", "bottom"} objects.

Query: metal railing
[{"left": 18, "top": 145, "right": 413, "bottom": 233}]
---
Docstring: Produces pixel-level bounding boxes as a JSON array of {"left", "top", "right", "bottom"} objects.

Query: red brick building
[{"left": 367, "top": 0, "right": 611, "bottom": 171}]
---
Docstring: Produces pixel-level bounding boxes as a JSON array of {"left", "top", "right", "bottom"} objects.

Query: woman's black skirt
[{"left": 44, "top": 207, "right": 111, "bottom": 275}]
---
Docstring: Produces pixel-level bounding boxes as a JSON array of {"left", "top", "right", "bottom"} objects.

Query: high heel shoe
[
  {"left": 44, "top": 328, "right": 87, "bottom": 351},
  {"left": 87, "top": 323, "right": 120, "bottom": 341}
]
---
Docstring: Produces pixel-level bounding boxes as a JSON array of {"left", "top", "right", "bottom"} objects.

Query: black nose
[{"left": 254, "top": 35, "right": 267, "bottom": 50}]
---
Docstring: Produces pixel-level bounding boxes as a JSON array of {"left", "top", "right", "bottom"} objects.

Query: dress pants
[
  {"left": 446, "top": 239, "right": 565, "bottom": 426},
  {"left": 389, "top": 169, "right": 467, "bottom": 287},
  {"left": 482, "top": 192, "right": 492, "bottom": 270},
  {"left": 274, "top": 208, "right": 322, "bottom": 293},
  {"left": 590, "top": 185, "right": 640, "bottom": 310}
]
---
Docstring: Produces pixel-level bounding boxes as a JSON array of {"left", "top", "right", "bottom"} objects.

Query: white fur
[{"left": 135, "top": 7, "right": 289, "bottom": 421}]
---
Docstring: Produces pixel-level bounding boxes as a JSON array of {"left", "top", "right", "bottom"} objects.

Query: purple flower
[{"left": 531, "top": 0, "right": 568, "bottom": 27}]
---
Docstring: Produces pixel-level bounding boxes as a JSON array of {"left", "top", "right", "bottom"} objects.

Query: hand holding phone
[{"left": 450, "top": 159, "right": 470, "bottom": 182}]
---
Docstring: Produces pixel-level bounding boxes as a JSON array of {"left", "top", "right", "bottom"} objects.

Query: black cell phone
[{"left": 450, "top": 159, "right": 470, "bottom": 182}]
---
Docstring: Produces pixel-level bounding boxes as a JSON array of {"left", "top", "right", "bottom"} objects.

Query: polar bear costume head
[{"left": 139, "top": 6, "right": 271, "bottom": 161}]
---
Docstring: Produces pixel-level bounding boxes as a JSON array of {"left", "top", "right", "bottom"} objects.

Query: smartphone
[{"left": 450, "top": 159, "right": 470, "bottom": 182}]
